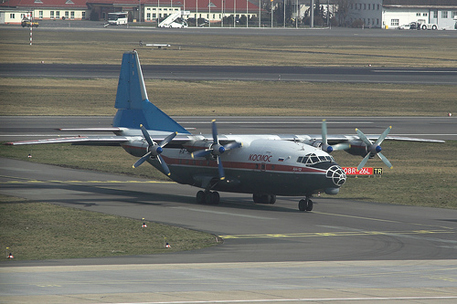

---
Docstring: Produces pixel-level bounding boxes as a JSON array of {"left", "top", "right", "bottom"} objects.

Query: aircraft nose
[{"left": 326, "top": 164, "right": 346, "bottom": 187}]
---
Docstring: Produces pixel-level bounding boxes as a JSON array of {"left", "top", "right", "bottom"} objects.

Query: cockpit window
[{"left": 297, "top": 153, "right": 334, "bottom": 166}]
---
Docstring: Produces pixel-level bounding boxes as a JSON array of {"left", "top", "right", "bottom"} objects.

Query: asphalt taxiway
[{"left": 1, "top": 143, "right": 457, "bottom": 302}]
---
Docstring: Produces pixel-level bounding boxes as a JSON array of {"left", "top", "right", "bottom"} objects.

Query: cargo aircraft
[{"left": 6, "top": 51, "right": 444, "bottom": 212}]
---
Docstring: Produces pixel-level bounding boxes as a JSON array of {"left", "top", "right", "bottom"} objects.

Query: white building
[
  {"left": 346, "top": 0, "right": 457, "bottom": 30},
  {"left": 0, "top": 0, "right": 88, "bottom": 24}
]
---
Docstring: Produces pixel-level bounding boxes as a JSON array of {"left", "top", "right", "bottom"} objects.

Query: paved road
[
  {"left": 2, "top": 63, "right": 457, "bottom": 84},
  {"left": 4, "top": 21, "right": 457, "bottom": 38}
]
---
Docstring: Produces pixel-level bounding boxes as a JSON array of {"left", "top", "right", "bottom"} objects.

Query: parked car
[{"left": 21, "top": 19, "right": 39, "bottom": 28}]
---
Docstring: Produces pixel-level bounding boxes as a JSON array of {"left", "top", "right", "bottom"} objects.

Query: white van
[{"left": 108, "top": 12, "right": 128, "bottom": 25}]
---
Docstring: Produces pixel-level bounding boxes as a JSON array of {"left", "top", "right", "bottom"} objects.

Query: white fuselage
[{"left": 120, "top": 131, "right": 346, "bottom": 197}]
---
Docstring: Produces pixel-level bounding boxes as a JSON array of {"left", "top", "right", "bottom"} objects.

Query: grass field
[
  {"left": 1, "top": 27, "right": 456, "bottom": 260},
  {"left": 1, "top": 78, "right": 456, "bottom": 116},
  {"left": 1, "top": 28, "right": 457, "bottom": 67},
  {"left": 0, "top": 201, "right": 219, "bottom": 261}
]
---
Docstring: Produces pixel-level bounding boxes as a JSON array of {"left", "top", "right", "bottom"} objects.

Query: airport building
[
  {"left": 346, "top": 0, "right": 457, "bottom": 30},
  {"left": 2, "top": 0, "right": 456, "bottom": 29},
  {"left": 0, "top": 0, "right": 261, "bottom": 25},
  {"left": 0, "top": 0, "right": 88, "bottom": 24}
]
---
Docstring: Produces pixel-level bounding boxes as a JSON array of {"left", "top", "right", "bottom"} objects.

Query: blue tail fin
[{"left": 112, "top": 50, "right": 190, "bottom": 134}]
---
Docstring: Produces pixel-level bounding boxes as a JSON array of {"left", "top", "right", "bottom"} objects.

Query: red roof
[
  {"left": 88, "top": 0, "right": 259, "bottom": 12},
  {"left": 174, "top": 0, "right": 260, "bottom": 13},
  {"left": 0, "top": 0, "right": 88, "bottom": 9},
  {"left": 0, "top": 0, "right": 260, "bottom": 12}
]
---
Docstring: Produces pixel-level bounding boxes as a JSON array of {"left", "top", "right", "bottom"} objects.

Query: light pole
[{"left": 270, "top": 0, "right": 273, "bottom": 28}]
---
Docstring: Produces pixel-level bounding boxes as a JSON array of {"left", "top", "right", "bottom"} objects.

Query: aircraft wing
[
  {"left": 325, "top": 134, "right": 445, "bottom": 144},
  {"left": 280, "top": 134, "right": 445, "bottom": 144},
  {"left": 5, "top": 136, "right": 132, "bottom": 146}
]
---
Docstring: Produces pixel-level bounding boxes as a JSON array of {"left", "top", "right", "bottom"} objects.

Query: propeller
[
  {"left": 321, "top": 119, "right": 351, "bottom": 153},
  {"left": 191, "top": 119, "right": 242, "bottom": 180},
  {"left": 355, "top": 126, "right": 393, "bottom": 171},
  {"left": 132, "top": 124, "right": 177, "bottom": 176}
]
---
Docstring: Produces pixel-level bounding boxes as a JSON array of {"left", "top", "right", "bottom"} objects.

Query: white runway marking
[{"left": 117, "top": 296, "right": 457, "bottom": 304}]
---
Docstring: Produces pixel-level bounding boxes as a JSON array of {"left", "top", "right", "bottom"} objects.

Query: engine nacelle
[
  {"left": 345, "top": 141, "right": 368, "bottom": 157},
  {"left": 325, "top": 188, "right": 340, "bottom": 195},
  {"left": 311, "top": 141, "right": 323, "bottom": 148}
]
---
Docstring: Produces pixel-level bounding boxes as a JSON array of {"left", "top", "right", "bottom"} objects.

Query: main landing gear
[
  {"left": 298, "top": 197, "right": 313, "bottom": 212},
  {"left": 196, "top": 190, "right": 220, "bottom": 205}
]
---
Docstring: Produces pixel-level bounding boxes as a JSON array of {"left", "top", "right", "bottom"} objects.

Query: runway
[
  {"left": 1, "top": 115, "right": 456, "bottom": 142},
  {"left": 2, "top": 63, "right": 457, "bottom": 84}
]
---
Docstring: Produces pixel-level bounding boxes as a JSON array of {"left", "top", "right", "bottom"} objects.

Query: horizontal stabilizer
[
  {"left": 58, "top": 128, "right": 122, "bottom": 132},
  {"left": 5, "top": 136, "right": 131, "bottom": 146}
]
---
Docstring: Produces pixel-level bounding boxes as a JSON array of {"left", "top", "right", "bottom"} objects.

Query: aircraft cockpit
[{"left": 297, "top": 153, "right": 335, "bottom": 166}]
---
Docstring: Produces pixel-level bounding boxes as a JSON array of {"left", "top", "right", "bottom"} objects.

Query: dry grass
[
  {"left": 1, "top": 29, "right": 457, "bottom": 67},
  {"left": 1, "top": 78, "right": 456, "bottom": 116},
  {"left": 0, "top": 202, "right": 219, "bottom": 260}
]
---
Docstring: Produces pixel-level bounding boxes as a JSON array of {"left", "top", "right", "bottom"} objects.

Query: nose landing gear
[{"left": 299, "top": 197, "right": 313, "bottom": 212}]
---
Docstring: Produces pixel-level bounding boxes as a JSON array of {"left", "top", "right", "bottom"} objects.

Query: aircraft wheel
[
  {"left": 200, "top": 191, "right": 220, "bottom": 205},
  {"left": 211, "top": 191, "right": 220, "bottom": 205},
  {"left": 306, "top": 199, "right": 314, "bottom": 212},
  {"left": 269, "top": 195, "right": 276, "bottom": 204},
  {"left": 196, "top": 190, "right": 205, "bottom": 204},
  {"left": 298, "top": 198, "right": 313, "bottom": 212}
]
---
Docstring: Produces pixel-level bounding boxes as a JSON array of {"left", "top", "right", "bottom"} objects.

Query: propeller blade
[
  {"left": 322, "top": 119, "right": 328, "bottom": 145},
  {"left": 355, "top": 128, "right": 372, "bottom": 146},
  {"left": 357, "top": 153, "right": 371, "bottom": 171},
  {"left": 217, "top": 155, "right": 225, "bottom": 180},
  {"left": 140, "top": 124, "right": 154, "bottom": 147},
  {"left": 355, "top": 126, "right": 393, "bottom": 170},
  {"left": 132, "top": 151, "right": 152, "bottom": 168},
  {"left": 377, "top": 152, "right": 393, "bottom": 169},
  {"left": 160, "top": 131, "right": 178, "bottom": 148},
  {"left": 193, "top": 119, "right": 242, "bottom": 179},
  {"left": 157, "top": 154, "right": 171, "bottom": 176},
  {"left": 321, "top": 120, "right": 349, "bottom": 153},
  {"left": 191, "top": 149, "right": 212, "bottom": 158},
  {"left": 375, "top": 126, "right": 392, "bottom": 146},
  {"left": 211, "top": 119, "right": 218, "bottom": 145},
  {"left": 133, "top": 128, "right": 176, "bottom": 175}
]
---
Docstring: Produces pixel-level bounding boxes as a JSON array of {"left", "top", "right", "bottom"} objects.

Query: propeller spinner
[
  {"left": 321, "top": 119, "right": 351, "bottom": 153},
  {"left": 191, "top": 119, "right": 242, "bottom": 180},
  {"left": 355, "top": 126, "right": 393, "bottom": 171},
  {"left": 132, "top": 124, "right": 177, "bottom": 176}
]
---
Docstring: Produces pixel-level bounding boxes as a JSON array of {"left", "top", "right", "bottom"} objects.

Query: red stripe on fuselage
[{"left": 123, "top": 145, "right": 326, "bottom": 174}]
